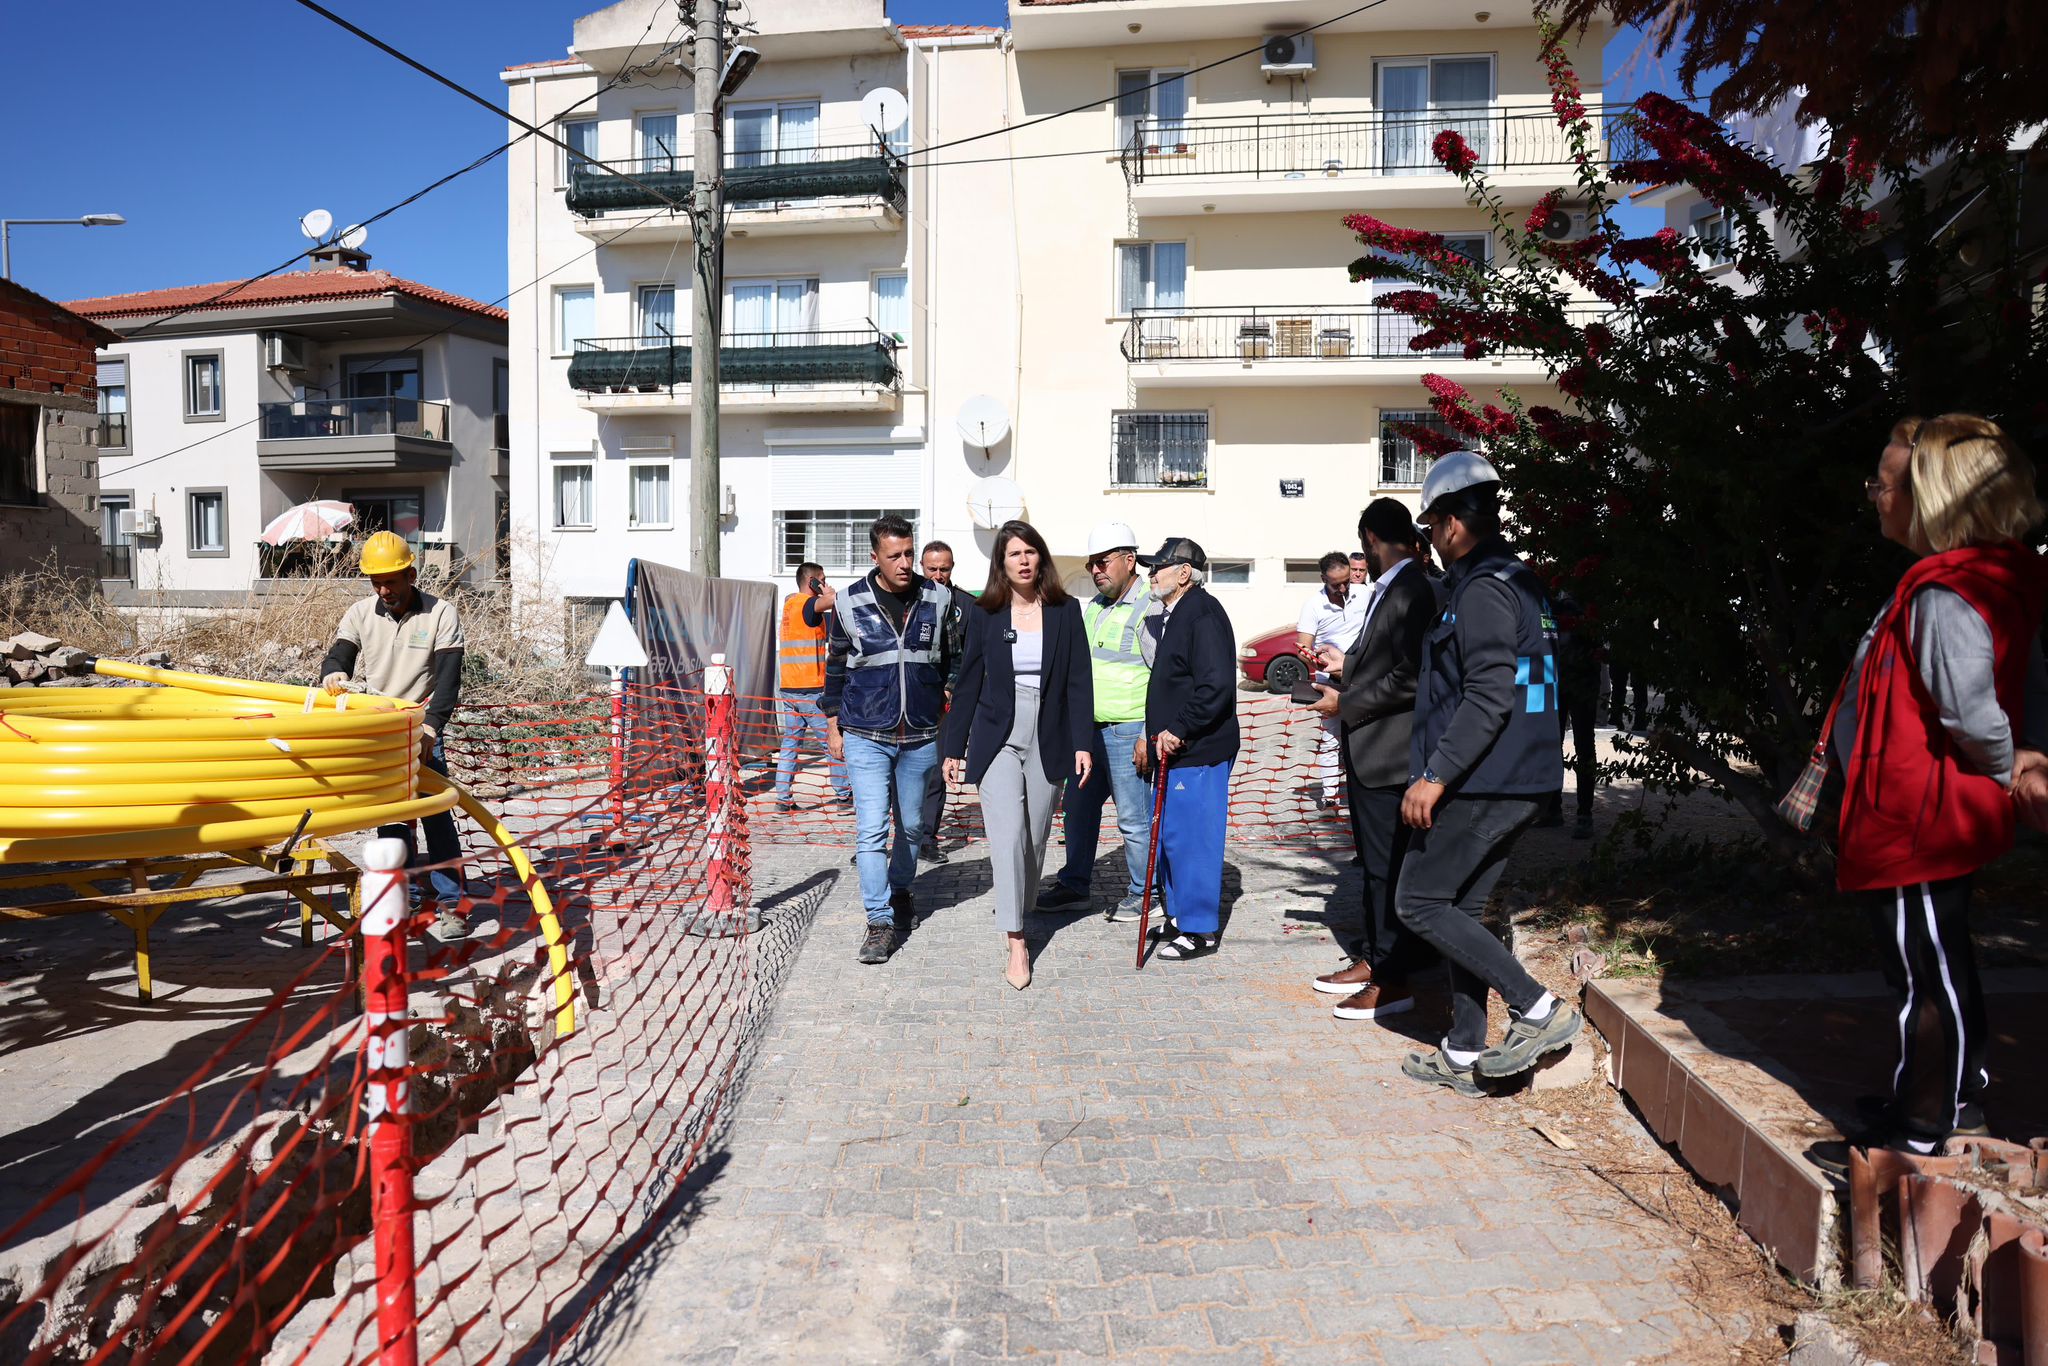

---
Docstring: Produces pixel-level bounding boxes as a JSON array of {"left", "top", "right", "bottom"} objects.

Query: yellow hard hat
[{"left": 358, "top": 531, "right": 415, "bottom": 575}]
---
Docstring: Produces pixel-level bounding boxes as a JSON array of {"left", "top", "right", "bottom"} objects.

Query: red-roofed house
[
  {"left": 63, "top": 244, "right": 509, "bottom": 602},
  {"left": 0, "top": 279, "right": 122, "bottom": 580}
]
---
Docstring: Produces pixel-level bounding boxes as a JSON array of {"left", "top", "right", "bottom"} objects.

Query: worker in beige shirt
[{"left": 317, "top": 531, "right": 467, "bottom": 936}]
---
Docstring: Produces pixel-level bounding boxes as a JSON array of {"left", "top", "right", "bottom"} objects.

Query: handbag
[{"left": 1775, "top": 672, "right": 1849, "bottom": 832}]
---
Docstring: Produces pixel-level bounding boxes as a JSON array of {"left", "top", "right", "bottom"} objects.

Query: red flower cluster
[
  {"left": 1344, "top": 214, "right": 1487, "bottom": 276},
  {"left": 1582, "top": 323, "right": 1614, "bottom": 359},
  {"left": 1611, "top": 228, "right": 1692, "bottom": 278},
  {"left": 1374, "top": 289, "right": 1441, "bottom": 314},
  {"left": 1433, "top": 129, "right": 1480, "bottom": 176},
  {"left": 1632, "top": 92, "right": 1794, "bottom": 212},
  {"left": 1844, "top": 137, "right": 1877, "bottom": 187},
  {"left": 1538, "top": 26, "right": 1587, "bottom": 126},
  {"left": 1525, "top": 189, "right": 1564, "bottom": 236},
  {"left": 1556, "top": 365, "right": 1588, "bottom": 398}
]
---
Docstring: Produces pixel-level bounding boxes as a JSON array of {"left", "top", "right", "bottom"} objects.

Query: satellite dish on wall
[
  {"left": 862, "top": 87, "right": 909, "bottom": 135},
  {"left": 339, "top": 223, "right": 369, "bottom": 250},
  {"left": 956, "top": 394, "right": 1011, "bottom": 449},
  {"left": 967, "top": 476, "right": 1026, "bottom": 530},
  {"left": 299, "top": 209, "right": 333, "bottom": 241}
]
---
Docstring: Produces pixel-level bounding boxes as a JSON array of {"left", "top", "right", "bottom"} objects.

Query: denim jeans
[
  {"left": 842, "top": 731, "right": 938, "bottom": 924},
  {"left": 774, "top": 690, "right": 849, "bottom": 803},
  {"left": 1056, "top": 720, "right": 1153, "bottom": 898},
  {"left": 379, "top": 738, "right": 464, "bottom": 905}
]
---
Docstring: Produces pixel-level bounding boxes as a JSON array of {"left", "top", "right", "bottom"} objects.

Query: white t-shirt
[{"left": 1297, "top": 587, "right": 1366, "bottom": 652}]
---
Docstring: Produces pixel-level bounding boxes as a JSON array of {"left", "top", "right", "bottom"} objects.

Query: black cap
[{"left": 1136, "top": 536, "right": 1208, "bottom": 571}]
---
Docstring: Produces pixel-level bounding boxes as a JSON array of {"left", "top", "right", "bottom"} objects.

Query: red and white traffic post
[{"left": 360, "top": 836, "right": 418, "bottom": 1366}]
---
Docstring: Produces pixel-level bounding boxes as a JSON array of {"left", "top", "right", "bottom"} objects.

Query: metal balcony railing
[
  {"left": 1120, "top": 303, "right": 1611, "bottom": 363},
  {"left": 258, "top": 396, "right": 451, "bottom": 442},
  {"left": 568, "top": 327, "right": 900, "bottom": 394},
  {"left": 1121, "top": 103, "right": 1634, "bottom": 184},
  {"left": 566, "top": 137, "right": 908, "bottom": 217},
  {"left": 96, "top": 412, "right": 128, "bottom": 449}
]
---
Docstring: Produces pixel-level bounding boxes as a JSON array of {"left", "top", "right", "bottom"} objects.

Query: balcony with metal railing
[
  {"left": 1121, "top": 303, "right": 1608, "bottom": 387},
  {"left": 255, "top": 396, "right": 454, "bottom": 472},
  {"left": 567, "top": 326, "right": 902, "bottom": 414},
  {"left": 1120, "top": 103, "right": 1633, "bottom": 216},
  {"left": 565, "top": 139, "right": 908, "bottom": 243}
]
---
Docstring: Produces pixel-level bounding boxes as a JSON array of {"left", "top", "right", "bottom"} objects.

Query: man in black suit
[{"left": 1306, "top": 499, "right": 1441, "bottom": 1021}]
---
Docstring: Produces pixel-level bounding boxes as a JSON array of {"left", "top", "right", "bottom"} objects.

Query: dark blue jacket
[
  {"left": 1145, "top": 585, "right": 1241, "bottom": 770},
  {"left": 941, "top": 597, "right": 1094, "bottom": 785},
  {"left": 821, "top": 571, "right": 960, "bottom": 742},
  {"left": 1411, "top": 537, "right": 1564, "bottom": 797}
]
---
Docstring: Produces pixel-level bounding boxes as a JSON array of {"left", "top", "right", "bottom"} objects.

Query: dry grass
[{"left": 0, "top": 546, "right": 602, "bottom": 707}]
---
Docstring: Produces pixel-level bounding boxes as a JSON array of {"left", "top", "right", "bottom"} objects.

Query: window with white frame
[
  {"left": 551, "top": 456, "right": 595, "bottom": 529},
  {"left": 728, "top": 100, "right": 821, "bottom": 168},
  {"left": 727, "top": 277, "right": 819, "bottom": 342},
  {"left": 1379, "top": 409, "right": 1457, "bottom": 487},
  {"left": 1117, "top": 242, "right": 1186, "bottom": 315},
  {"left": 636, "top": 284, "right": 678, "bottom": 344},
  {"left": 554, "top": 286, "right": 595, "bottom": 355},
  {"left": 187, "top": 489, "right": 226, "bottom": 554},
  {"left": 774, "top": 508, "right": 918, "bottom": 575},
  {"left": 1112, "top": 411, "right": 1208, "bottom": 488},
  {"left": 627, "top": 462, "right": 673, "bottom": 528},
  {"left": 1209, "top": 559, "right": 1252, "bottom": 586},
  {"left": 1116, "top": 68, "right": 1188, "bottom": 150},
  {"left": 873, "top": 272, "right": 908, "bottom": 345},
  {"left": 637, "top": 111, "right": 680, "bottom": 169},
  {"left": 97, "top": 358, "right": 128, "bottom": 449},
  {"left": 185, "top": 354, "right": 223, "bottom": 419},
  {"left": 559, "top": 117, "right": 599, "bottom": 184},
  {"left": 1692, "top": 206, "right": 1733, "bottom": 262},
  {"left": 1369, "top": 234, "right": 1488, "bottom": 354},
  {"left": 1377, "top": 56, "right": 1494, "bottom": 172}
]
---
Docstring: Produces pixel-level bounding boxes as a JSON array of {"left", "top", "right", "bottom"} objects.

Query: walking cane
[{"left": 1134, "top": 754, "right": 1170, "bottom": 971}]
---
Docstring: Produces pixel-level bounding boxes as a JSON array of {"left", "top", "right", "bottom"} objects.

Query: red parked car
[{"left": 1238, "top": 624, "right": 1311, "bottom": 691}]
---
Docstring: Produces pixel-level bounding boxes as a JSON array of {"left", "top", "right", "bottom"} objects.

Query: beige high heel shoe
[{"left": 1005, "top": 942, "right": 1031, "bottom": 991}]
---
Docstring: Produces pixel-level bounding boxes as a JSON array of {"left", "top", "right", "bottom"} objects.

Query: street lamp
[{"left": 1, "top": 214, "right": 127, "bottom": 282}]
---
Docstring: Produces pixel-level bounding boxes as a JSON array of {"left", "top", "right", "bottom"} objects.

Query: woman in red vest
[{"left": 1813, "top": 413, "right": 2048, "bottom": 1156}]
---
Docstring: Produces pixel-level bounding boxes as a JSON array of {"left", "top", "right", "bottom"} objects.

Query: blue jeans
[
  {"left": 774, "top": 690, "right": 848, "bottom": 803},
  {"left": 842, "top": 732, "right": 938, "bottom": 924},
  {"left": 379, "top": 738, "right": 464, "bottom": 905},
  {"left": 1057, "top": 720, "right": 1153, "bottom": 898}
]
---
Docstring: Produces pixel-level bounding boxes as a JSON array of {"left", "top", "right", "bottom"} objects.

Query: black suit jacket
[
  {"left": 940, "top": 597, "right": 1094, "bottom": 785},
  {"left": 1145, "top": 585, "right": 1241, "bottom": 769},
  {"left": 1337, "top": 559, "right": 1439, "bottom": 788}
]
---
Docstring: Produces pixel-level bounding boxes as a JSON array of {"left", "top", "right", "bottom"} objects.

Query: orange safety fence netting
[{"left": 0, "top": 682, "right": 1348, "bottom": 1364}]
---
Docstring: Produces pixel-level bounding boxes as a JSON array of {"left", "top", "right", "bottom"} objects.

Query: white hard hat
[
  {"left": 1420, "top": 449, "right": 1502, "bottom": 515},
  {"left": 1086, "top": 520, "right": 1140, "bottom": 556}
]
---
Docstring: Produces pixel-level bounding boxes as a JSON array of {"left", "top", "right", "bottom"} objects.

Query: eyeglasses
[
  {"left": 1146, "top": 562, "right": 1179, "bottom": 577},
  {"left": 1863, "top": 477, "right": 1903, "bottom": 499},
  {"left": 1085, "top": 551, "right": 1130, "bottom": 571}
]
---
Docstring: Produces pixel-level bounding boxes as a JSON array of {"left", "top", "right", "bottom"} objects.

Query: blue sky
[{"left": 2, "top": 3, "right": 1669, "bottom": 307}]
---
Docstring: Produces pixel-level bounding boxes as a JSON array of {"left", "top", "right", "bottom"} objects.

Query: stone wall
[{"left": 0, "top": 399, "right": 102, "bottom": 580}]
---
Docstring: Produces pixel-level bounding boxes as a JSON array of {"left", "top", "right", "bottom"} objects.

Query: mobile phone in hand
[{"left": 1290, "top": 681, "right": 1322, "bottom": 705}]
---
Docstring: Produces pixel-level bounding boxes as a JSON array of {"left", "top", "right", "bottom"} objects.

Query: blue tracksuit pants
[{"left": 1157, "top": 759, "right": 1232, "bottom": 934}]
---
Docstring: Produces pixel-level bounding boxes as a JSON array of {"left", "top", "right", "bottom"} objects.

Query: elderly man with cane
[{"left": 1135, "top": 537, "right": 1240, "bottom": 961}]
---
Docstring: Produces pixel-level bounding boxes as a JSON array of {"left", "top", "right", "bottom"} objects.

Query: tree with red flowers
[{"left": 1350, "top": 22, "right": 2048, "bottom": 859}]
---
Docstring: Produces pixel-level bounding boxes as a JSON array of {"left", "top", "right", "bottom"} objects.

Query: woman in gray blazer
[{"left": 941, "top": 520, "right": 1095, "bottom": 989}]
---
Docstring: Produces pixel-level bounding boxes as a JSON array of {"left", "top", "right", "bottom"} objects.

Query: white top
[
  {"left": 1011, "top": 626, "right": 1043, "bottom": 690},
  {"left": 1297, "top": 584, "right": 1366, "bottom": 682},
  {"left": 1357, "top": 557, "right": 1415, "bottom": 640}
]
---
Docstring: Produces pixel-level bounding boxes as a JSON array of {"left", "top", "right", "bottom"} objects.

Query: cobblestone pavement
[{"left": 586, "top": 833, "right": 1716, "bottom": 1365}]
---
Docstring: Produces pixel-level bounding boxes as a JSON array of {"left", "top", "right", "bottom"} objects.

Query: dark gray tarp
[{"left": 625, "top": 559, "right": 778, "bottom": 768}]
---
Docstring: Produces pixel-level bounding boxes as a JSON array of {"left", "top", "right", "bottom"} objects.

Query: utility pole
[{"left": 689, "top": 0, "right": 725, "bottom": 576}]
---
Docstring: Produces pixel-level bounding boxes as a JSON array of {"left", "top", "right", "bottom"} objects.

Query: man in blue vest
[
  {"left": 1394, "top": 452, "right": 1580, "bottom": 1096},
  {"left": 1039, "top": 521, "right": 1162, "bottom": 921},
  {"left": 823, "top": 515, "right": 964, "bottom": 965}
]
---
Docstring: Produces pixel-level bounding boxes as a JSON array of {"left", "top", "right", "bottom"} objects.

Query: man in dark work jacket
[{"left": 1135, "top": 537, "right": 1240, "bottom": 961}]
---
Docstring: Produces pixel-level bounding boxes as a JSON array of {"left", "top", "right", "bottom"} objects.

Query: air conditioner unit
[
  {"left": 263, "top": 332, "right": 312, "bottom": 372},
  {"left": 118, "top": 508, "right": 160, "bottom": 537},
  {"left": 1260, "top": 33, "right": 1315, "bottom": 78},
  {"left": 1539, "top": 207, "right": 1594, "bottom": 243}
]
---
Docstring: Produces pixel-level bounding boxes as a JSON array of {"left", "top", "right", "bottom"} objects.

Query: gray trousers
[{"left": 980, "top": 683, "right": 1058, "bottom": 934}]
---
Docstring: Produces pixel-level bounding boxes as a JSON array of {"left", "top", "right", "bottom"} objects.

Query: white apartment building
[
  {"left": 997, "top": 0, "right": 1611, "bottom": 636},
  {"left": 503, "top": 0, "right": 1013, "bottom": 603},
  {"left": 64, "top": 250, "right": 509, "bottom": 604}
]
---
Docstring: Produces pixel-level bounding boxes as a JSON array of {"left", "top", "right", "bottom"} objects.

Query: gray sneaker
[
  {"left": 1401, "top": 1050, "right": 1486, "bottom": 1099},
  {"left": 428, "top": 910, "right": 468, "bottom": 942},
  {"left": 1474, "top": 1005, "right": 1582, "bottom": 1078},
  {"left": 857, "top": 925, "right": 897, "bottom": 964},
  {"left": 1105, "top": 895, "right": 1143, "bottom": 923}
]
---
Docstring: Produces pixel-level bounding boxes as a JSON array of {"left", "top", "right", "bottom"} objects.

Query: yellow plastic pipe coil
[{"left": 0, "top": 658, "right": 575, "bottom": 1035}]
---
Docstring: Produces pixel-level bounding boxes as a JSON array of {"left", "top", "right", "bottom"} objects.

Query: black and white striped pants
[{"left": 1867, "top": 875, "right": 1988, "bottom": 1141}]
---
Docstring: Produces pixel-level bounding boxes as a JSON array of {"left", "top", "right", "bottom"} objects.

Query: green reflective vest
[{"left": 1084, "top": 585, "right": 1153, "bottom": 722}]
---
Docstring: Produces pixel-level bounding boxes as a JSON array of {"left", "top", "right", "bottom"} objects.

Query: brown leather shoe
[
  {"left": 1312, "top": 958, "right": 1376, "bottom": 996},
  {"left": 1332, "top": 980, "right": 1416, "bottom": 1021}
]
